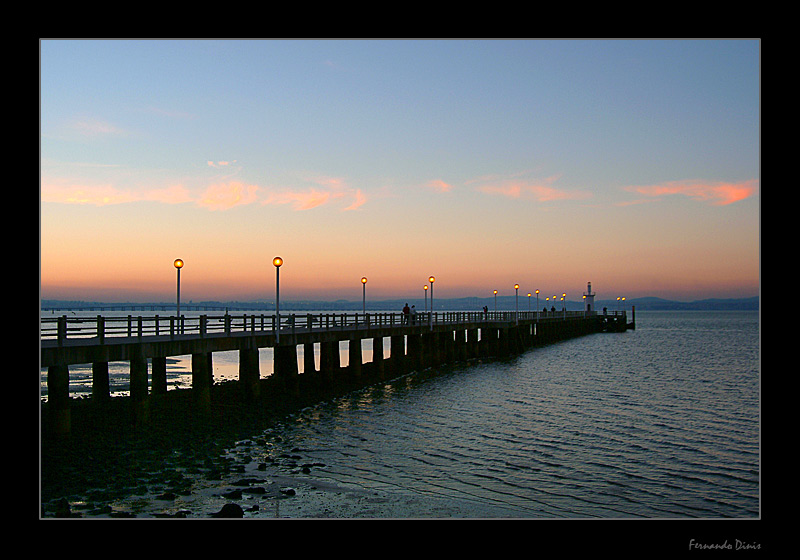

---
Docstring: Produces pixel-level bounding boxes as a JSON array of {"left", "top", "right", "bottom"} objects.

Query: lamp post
[
  {"left": 273, "top": 256, "right": 283, "bottom": 342},
  {"left": 174, "top": 259, "right": 184, "bottom": 333},
  {"left": 424, "top": 284, "right": 428, "bottom": 312},
  {"left": 535, "top": 290, "right": 539, "bottom": 322},
  {"left": 361, "top": 276, "right": 367, "bottom": 315},
  {"left": 515, "top": 284, "right": 519, "bottom": 324},
  {"left": 493, "top": 290, "right": 498, "bottom": 314},
  {"left": 428, "top": 276, "right": 435, "bottom": 330}
]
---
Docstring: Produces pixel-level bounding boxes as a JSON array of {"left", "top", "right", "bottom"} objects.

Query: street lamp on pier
[
  {"left": 273, "top": 256, "right": 283, "bottom": 342},
  {"left": 515, "top": 284, "right": 519, "bottom": 324},
  {"left": 174, "top": 259, "right": 184, "bottom": 334},
  {"left": 174, "top": 258, "right": 184, "bottom": 323},
  {"left": 361, "top": 276, "right": 368, "bottom": 314},
  {"left": 428, "top": 276, "right": 435, "bottom": 330}
]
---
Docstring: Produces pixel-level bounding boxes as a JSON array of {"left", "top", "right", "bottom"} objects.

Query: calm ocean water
[
  {"left": 41, "top": 309, "right": 760, "bottom": 518},
  {"left": 253, "top": 309, "right": 760, "bottom": 518}
]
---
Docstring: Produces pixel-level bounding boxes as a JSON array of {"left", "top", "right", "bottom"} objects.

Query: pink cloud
[
  {"left": 70, "top": 118, "right": 127, "bottom": 137},
  {"left": 425, "top": 180, "right": 454, "bottom": 193},
  {"left": 344, "top": 189, "right": 367, "bottom": 210},
  {"left": 476, "top": 175, "right": 591, "bottom": 202},
  {"left": 144, "top": 184, "right": 194, "bottom": 205},
  {"left": 625, "top": 179, "right": 758, "bottom": 205},
  {"left": 41, "top": 183, "right": 137, "bottom": 205},
  {"left": 197, "top": 181, "right": 259, "bottom": 211},
  {"left": 265, "top": 189, "right": 337, "bottom": 210}
]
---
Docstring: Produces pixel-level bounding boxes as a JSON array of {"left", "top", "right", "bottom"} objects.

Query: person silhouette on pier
[
  {"left": 410, "top": 305, "right": 417, "bottom": 325},
  {"left": 403, "top": 303, "right": 410, "bottom": 324}
]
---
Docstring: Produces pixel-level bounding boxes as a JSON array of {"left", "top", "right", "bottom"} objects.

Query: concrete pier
[{"left": 41, "top": 310, "right": 632, "bottom": 434}]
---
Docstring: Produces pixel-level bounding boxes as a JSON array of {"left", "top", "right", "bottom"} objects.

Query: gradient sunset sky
[{"left": 40, "top": 39, "right": 760, "bottom": 304}]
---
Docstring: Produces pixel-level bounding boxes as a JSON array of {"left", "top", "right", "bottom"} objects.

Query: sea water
[
  {"left": 40, "top": 309, "right": 760, "bottom": 518},
  {"left": 255, "top": 310, "right": 759, "bottom": 518}
]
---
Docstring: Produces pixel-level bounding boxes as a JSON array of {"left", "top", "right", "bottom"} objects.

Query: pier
[{"left": 40, "top": 308, "right": 633, "bottom": 435}]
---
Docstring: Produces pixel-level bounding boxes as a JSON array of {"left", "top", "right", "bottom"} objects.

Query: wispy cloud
[
  {"left": 207, "top": 160, "right": 237, "bottom": 169},
  {"left": 262, "top": 176, "right": 367, "bottom": 211},
  {"left": 197, "top": 181, "right": 259, "bottom": 211},
  {"left": 344, "top": 189, "right": 367, "bottom": 210},
  {"left": 473, "top": 173, "right": 591, "bottom": 202},
  {"left": 624, "top": 179, "right": 758, "bottom": 206},
  {"left": 41, "top": 182, "right": 193, "bottom": 206},
  {"left": 424, "top": 180, "right": 454, "bottom": 193},
  {"left": 264, "top": 188, "right": 338, "bottom": 210},
  {"left": 69, "top": 118, "right": 127, "bottom": 137}
]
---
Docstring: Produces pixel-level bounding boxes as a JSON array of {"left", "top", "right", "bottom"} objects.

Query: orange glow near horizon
[{"left": 40, "top": 40, "right": 760, "bottom": 306}]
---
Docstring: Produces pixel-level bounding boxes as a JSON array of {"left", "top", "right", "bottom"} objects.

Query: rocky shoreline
[{"left": 40, "top": 370, "right": 392, "bottom": 519}]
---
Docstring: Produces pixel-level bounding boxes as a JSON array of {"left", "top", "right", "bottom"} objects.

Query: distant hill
[
  {"left": 41, "top": 295, "right": 760, "bottom": 312},
  {"left": 620, "top": 296, "right": 759, "bottom": 311}
]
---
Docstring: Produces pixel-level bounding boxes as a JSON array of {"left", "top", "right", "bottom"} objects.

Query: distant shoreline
[{"left": 41, "top": 295, "right": 759, "bottom": 313}]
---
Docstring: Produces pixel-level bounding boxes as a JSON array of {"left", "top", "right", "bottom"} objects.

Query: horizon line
[{"left": 41, "top": 293, "right": 760, "bottom": 306}]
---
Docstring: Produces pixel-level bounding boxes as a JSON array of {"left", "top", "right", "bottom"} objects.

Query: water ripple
[{"left": 265, "top": 311, "right": 759, "bottom": 518}]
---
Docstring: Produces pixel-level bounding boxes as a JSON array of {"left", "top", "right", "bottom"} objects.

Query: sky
[{"left": 40, "top": 39, "right": 760, "bottom": 304}]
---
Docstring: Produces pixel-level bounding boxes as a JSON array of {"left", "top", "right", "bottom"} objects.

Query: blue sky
[{"left": 40, "top": 39, "right": 760, "bottom": 303}]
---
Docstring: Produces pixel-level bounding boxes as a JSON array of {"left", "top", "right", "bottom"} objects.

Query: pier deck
[{"left": 41, "top": 309, "right": 632, "bottom": 434}]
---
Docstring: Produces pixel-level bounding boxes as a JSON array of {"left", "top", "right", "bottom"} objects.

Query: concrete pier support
[
  {"left": 442, "top": 331, "right": 455, "bottom": 363},
  {"left": 372, "top": 336, "right": 385, "bottom": 379},
  {"left": 130, "top": 345, "right": 149, "bottom": 425},
  {"left": 92, "top": 359, "right": 110, "bottom": 403},
  {"left": 425, "top": 332, "right": 440, "bottom": 367},
  {"left": 303, "top": 342, "right": 316, "bottom": 376},
  {"left": 454, "top": 329, "right": 467, "bottom": 362},
  {"left": 483, "top": 328, "right": 499, "bottom": 357},
  {"left": 151, "top": 356, "right": 167, "bottom": 395},
  {"left": 274, "top": 344, "right": 299, "bottom": 395},
  {"left": 239, "top": 345, "right": 260, "bottom": 401},
  {"left": 348, "top": 338, "right": 362, "bottom": 380},
  {"left": 467, "top": 329, "right": 479, "bottom": 359},
  {"left": 408, "top": 334, "right": 423, "bottom": 371},
  {"left": 47, "top": 363, "right": 70, "bottom": 435},
  {"left": 320, "top": 340, "right": 339, "bottom": 387},
  {"left": 390, "top": 335, "right": 405, "bottom": 375},
  {"left": 192, "top": 352, "right": 212, "bottom": 413}
]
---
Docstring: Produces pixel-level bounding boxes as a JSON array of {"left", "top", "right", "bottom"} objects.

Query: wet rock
[
  {"left": 55, "top": 498, "right": 72, "bottom": 518},
  {"left": 232, "top": 477, "right": 264, "bottom": 486},
  {"left": 109, "top": 511, "right": 135, "bottom": 518},
  {"left": 211, "top": 503, "right": 244, "bottom": 518}
]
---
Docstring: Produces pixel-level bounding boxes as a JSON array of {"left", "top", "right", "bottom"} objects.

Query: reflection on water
[{"left": 248, "top": 311, "right": 759, "bottom": 518}]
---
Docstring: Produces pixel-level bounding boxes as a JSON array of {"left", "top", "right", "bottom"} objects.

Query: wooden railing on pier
[{"left": 41, "top": 310, "right": 604, "bottom": 344}]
